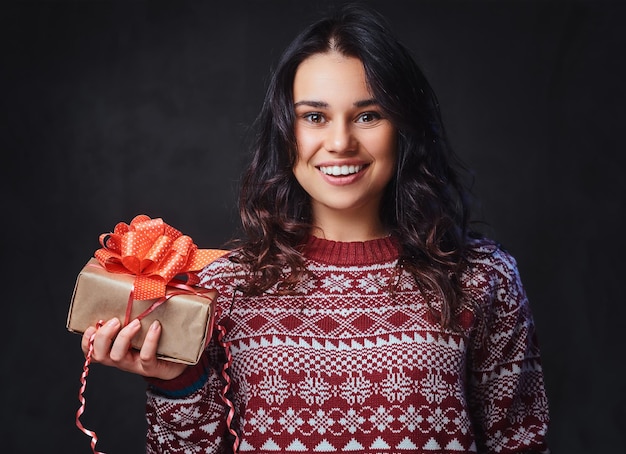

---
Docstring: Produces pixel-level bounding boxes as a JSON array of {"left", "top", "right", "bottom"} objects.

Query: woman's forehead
[{"left": 293, "top": 52, "right": 372, "bottom": 105}]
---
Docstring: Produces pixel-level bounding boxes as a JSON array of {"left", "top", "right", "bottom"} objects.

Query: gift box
[
  {"left": 67, "top": 258, "right": 218, "bottom": 365},
  {"left": 66, "top": 215, "right": 228, "bottom": 365}
]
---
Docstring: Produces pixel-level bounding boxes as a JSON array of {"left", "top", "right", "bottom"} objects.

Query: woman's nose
[{"left": 324, "top": 121, "right": 356, "bottom": 154}]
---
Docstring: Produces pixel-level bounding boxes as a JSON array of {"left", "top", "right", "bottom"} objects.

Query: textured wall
[{"left": 2, "top": 1, "right": 624, "bottom": 452}]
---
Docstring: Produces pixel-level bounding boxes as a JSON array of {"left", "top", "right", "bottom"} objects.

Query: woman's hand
[{"left": 81, "top": 317, "right": 187, "bottom": 381}]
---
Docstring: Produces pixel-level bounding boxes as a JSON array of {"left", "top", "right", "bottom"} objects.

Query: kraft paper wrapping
[{"left": 67, "top": 258, "right": 217, "bottom": 365}]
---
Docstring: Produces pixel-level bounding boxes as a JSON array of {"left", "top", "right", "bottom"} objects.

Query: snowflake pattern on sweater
[{"left": 146, "top": 236, "right": 549, "bottom": 453}]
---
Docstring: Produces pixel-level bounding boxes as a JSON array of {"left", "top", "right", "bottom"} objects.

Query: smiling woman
[
  {"left": 292, "top": 52, "right": 397, "bottom": 241},
  {"left": 81, "top": 4, "right": 550, "bottom": 453}
]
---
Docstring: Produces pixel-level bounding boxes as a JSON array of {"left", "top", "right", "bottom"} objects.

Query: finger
[
  {"left": 109, "top": 318, "right": 142, "bottom": 362},
  {"left": 139, "top": 320, "right": 187, "bottom": 380},
  {"left": 139, "top": 320, "right": 161, "bottom": 370},
  {"left": 81, "top": 326, "right": 97, "bottom": 356},
  {"left": 92, "top": 318, "right": 120, "bottom": 360}
]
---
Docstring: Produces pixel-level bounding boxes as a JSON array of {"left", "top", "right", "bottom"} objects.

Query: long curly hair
[{"left": 231, "top": 5, "right": 475, "bottom": 329}]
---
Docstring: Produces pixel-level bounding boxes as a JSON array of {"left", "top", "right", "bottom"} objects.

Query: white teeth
[{"left": 319, "top": 165, "right": 363, "bottom": 176}]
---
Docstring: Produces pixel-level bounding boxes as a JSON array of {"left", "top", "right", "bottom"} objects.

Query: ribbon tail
[
  {"left": 216, "top": 321, "right": 240, "bottom": 453},
  {"left": 76, "top": 320, "right": 106, "bottom": 454}
]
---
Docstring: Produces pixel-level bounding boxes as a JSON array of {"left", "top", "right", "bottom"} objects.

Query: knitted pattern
[{"left": 146, "top": 236, "right": 549, "bottom": 453}]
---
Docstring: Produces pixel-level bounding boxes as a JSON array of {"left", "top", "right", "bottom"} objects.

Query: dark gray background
[{"left": 2, "top": 0, "right": 624, "bottom": 452}]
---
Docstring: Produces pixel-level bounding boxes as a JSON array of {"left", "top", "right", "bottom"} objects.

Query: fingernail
[
  {"left": 129, "top": 319, "right": 141, "bottom": 328},
  {"left": 150, "top": 320, "right": 160, "bottom": 331},
  {"left": 107, "top": 318, "right": 120, "bottom": 327}
]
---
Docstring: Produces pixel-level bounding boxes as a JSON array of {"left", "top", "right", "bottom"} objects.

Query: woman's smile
[{"left": 317, "top": 163, "right": 366, "bottom": 176}]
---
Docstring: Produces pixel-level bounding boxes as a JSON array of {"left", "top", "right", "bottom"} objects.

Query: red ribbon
[
  {"left": 76, "top": 320, "right": 105, "bottom": 454},
  {"left": 95, "top": 214, "right": 228, "bottom": 301},
  {"left": 216, "top": 320, "right": 241, "bottom": 453},
  {"left": 132, "top": 279, "right": 217, "bottom": 324}
]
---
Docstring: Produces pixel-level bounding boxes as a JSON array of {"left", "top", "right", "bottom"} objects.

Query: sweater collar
[{"left": 302, "top": 235, "right": 399, "bottom": 265}]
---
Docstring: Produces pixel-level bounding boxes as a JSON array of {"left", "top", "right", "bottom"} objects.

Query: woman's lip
[
  {"left": 316, "top": 163, "right": 368, "bottom": 186},
  {"left": 316, "top": 163, "right": 370, "bottom": 176}
]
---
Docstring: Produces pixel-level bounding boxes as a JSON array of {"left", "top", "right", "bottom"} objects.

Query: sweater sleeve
[
  {"left": 143, "top": 258, "right": 237, "bottom": 453},
  {"left": 466, "top": 248, "right": 550, "bottom": 454},
  {"left": 144, "top": 337, "right": 229, "bottom": 453}
]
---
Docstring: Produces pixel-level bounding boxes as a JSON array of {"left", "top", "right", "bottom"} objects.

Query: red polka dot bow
[{"left": 94, "top": 214, "right": 228, "bottom": 300}]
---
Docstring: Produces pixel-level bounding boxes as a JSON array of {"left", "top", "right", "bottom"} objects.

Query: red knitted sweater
[{"left": 146, "top": 236, "right": 549, "bottom": 453}]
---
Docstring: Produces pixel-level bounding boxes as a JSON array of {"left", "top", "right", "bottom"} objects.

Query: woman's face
[{"left": 292, "top": 51, "right": 397, "bottom": 235}]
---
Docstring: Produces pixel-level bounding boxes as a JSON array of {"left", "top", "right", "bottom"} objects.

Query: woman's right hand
[{"left": 81, "top": 317, "right": 187, "bottom": 381}]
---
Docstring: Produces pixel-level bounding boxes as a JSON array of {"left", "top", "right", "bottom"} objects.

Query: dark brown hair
[{"left": 232, "top": 5, "right": 474, "bottom": 329}]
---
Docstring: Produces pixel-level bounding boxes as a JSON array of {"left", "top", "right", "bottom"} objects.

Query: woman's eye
[
  {"left": 357, "top": 112, "right": 382, "bottom": 123},
  {"left": 303, "top": 112, "right": 325, "bottom": 123}
]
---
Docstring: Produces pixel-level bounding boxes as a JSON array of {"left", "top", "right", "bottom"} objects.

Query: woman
[{"left": 83, "top": 5, "right": 550, "bottom": 453}]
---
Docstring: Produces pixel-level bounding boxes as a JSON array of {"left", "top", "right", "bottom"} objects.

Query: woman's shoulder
[
  {"left": 461, "top": 237, "right": 524, "bottom": 293},
  {"left": 465, "top": 236, "right": 519, "bottom": 267}
]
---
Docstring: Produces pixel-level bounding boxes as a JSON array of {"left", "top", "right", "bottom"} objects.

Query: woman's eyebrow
[
  {"left": 354, "top": 98, "right": 378, "bottom": 108},
  {"left": 294, "top": 100, "right": 328, "bottom": 108},
  {"left": 294, "top": 98, "right": 379, "bottom": 108}
]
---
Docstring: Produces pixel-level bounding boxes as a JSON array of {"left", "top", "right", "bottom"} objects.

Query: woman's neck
[
  {"left": 309, "top": 210, "right": 388, "bottom": 242},
  {"left": 305, "top": 194, "right": 391, "bottom": 241},
  {"left": 309, "top": 225, "right": 389, "bottom": 242}
]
